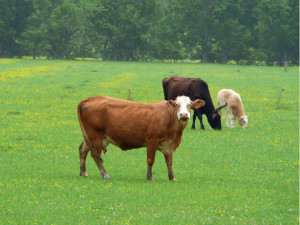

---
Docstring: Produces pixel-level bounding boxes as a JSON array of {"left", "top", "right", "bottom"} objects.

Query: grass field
[{"left": 0, "top": 59, "right": 298, "bottom": 224}]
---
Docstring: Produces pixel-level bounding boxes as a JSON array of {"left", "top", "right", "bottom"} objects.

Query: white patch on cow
[
  {"left": 102, "top": 136, "right": 120, "bottom": 148},
  {"left": 102, "top": 137, "right": 110, "bottom": 148},
  {"left": 175, "top": 96, "right": 192, "bottom": 120}
]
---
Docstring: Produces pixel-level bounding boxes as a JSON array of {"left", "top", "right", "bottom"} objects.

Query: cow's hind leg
[
  {"left": 164, "top": 153, "right": 176, "bottom": 181},
  {"left": 79, "top": 141, "right": 89, "bottom": 177},
  {"left": 89, "top": 139, "right": 110, "bottom": 179}
]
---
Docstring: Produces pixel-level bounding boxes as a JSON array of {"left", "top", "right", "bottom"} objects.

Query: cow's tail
[{"left": 77, "top": 99, "right": 94, "bottom": 153}]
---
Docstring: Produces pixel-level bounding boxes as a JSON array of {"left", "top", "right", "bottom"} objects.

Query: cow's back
[{"left": 163, "top": 76, "right": 208, "bottom": 100}]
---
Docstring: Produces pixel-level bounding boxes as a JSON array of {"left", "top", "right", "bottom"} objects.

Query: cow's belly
[{"left": 103, "top": 136, "right": 146, "bottom": 151}]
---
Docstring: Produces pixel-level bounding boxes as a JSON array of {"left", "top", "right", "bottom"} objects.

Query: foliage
[
  {"left": 0, "top": 59, "right": 299, "bottom": 224},
  {"left": 0, "top": 0, "right": 32, "bottom": 57},
  {"left": 254, "top": 0, "right": 299, "bottom": 65},
  {"left": 0, "top": 0, "right": 298, "bottom": 64}
]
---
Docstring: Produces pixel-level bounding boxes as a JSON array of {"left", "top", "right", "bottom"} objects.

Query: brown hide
[
  {"left": 77, "top": 96, "right": 204, "bottom": 181},
  {"left": 79, "top": 96, "right": 186, "bottom": 151}
]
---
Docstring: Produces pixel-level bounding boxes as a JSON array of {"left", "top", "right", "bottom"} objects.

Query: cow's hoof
[
  {"left": 102, "top": 174, "right": 111, "bottom": 179},
  {"left": 80, "top": 172, "right": 88, "bottom": 177},
  {"left": 169, "top": 178, "right": 177, "bottom": 181},
  {"left": 146, "top": 177, "right": 154, "bottom": 181}
]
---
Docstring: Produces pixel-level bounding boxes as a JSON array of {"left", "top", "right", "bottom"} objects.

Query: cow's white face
[
  {"left": 175, "top": 96, "right": 192, "bottom": 121},
  {"left": 173, "top": 96, "right": 205, "bottom": 121}
]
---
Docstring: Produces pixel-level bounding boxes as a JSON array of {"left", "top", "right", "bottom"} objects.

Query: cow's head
[
  {"left": 210, "top": 103, "right": 227, "bottom": 130},
  {"left": 209, "top": 113, "right": 222, "bottom": 130},
  {"left": 238, "top": 115, "right": 248, "bottom": 128},
  {"left": 169, "top": 96, "right": 205, "bottom": 121}
]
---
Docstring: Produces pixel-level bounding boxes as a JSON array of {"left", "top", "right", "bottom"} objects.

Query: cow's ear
[
  {"left": 212, "top": 111, "right": 220, "bottom": 119},
  {"left": 192, "top": 99, "right": 205, "bottom": 109},
  {"left": 168, "top": 100, "right": 177, "bottom": 107}
]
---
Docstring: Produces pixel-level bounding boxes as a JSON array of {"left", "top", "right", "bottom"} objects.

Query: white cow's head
[
  {"left": 238, "top": 115, "right": 248, "bottom": 128},
  {"left": 169, "top": 96, "right": 205, "bottom": 121}
]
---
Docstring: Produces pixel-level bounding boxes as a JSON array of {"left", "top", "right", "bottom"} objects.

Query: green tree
[
  {"left": 89, "top": 0, "right": 158, "bottom": 61},
  {"left": 254, "top": 0, "right": 299, "bottom": 65},
  {"left": 0, "top": 0, "right": 32, "bottom": 57},
  {"left": 1, "top": 0, "right": 298, "bottom": 64},
  {"left": 23, "top": 0, "right": 89, "bottom": 59},
  {"left": 145, "top": 0, "right": 186, "bottom": 61},
  {"left": 212, "top": 0, "right": 254, "bottom": 63},
  {"left": 179, "top": 0, "right": 227, "bottom": 62}
]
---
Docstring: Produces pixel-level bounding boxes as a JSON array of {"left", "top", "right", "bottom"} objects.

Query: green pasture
[{"left": 0, "top": 59, "right": 298, "bottom": 224}]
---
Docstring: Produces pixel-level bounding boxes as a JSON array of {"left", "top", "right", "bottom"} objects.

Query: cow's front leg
[
  {"left": 164, "top": 153, "right": 176, "bottom": 181},
  {"left": 79, "top": 141, "right": 89, "bottom": 177},
  {"left": 146, "top": 146, "right": 157, "bottom": 181},
  {"left": 231, "top": 117, "right": 236, "bottom": 128},
  {"left": 194, "top": 109, "right": 205, "bottom": 130},
  {"left": 225, "top": 110, "right": 230, "bottom": 127},
  {"left": 199, "top": 114, "right": 205, "bottom": 130}
]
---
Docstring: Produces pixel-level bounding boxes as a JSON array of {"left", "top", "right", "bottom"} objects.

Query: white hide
[
  {"left": 175, "top": 96, "right": 192, "bottom": 120},
  {"left": 217, "top": 89, "right": 248, "bottom": 128}
]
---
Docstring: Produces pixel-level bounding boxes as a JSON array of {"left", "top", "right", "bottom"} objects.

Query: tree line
[{"left": 0, "top": 0, "right": 298, "bottom": 65}]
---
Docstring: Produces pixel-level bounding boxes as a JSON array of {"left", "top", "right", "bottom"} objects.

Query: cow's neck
[
  {"left": 173, "top": 120, "right": 187, "bottom": 147},
  {"left": 172, "top": 120, "right": 187, "bottom": 148},
  {"left": 177, "top": 120, "right": 188, "bottom": 132},
  {"left": 203, "top": 104, "right": 215, "bottom": 117},
  {"left": 233, "top": 105, "right": 244, "bottom": 119}
]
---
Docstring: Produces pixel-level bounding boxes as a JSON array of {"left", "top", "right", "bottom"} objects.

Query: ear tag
[
  {"left": 193, "top": 100, "right": 205, "bottom": 109},
  {"left": 194, "top": 104, "right": 201, "bottom": 109}
]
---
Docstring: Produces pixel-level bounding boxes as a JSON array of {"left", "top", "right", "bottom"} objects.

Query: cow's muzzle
[{"left": 180, "top": 113, "right": 189, "bottom": 121}]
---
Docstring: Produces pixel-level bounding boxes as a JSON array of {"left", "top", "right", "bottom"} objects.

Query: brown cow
[{"left": 77, "top": 95, "right": 205, "bottom": 181}]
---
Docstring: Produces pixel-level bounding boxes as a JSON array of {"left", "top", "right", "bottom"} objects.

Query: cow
[
  {"left": 77, "top": 95, "right": 205, "bottom": 181},
  {"left": 217, "top": 89, "right": 248, "bottom": 128},
  {"left": 162, "top": 75, "right": 226, "bottom": 130}
]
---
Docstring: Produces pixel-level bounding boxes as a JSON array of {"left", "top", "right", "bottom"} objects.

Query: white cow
[{"left": 217, "top": 89, "right": 248, "bottom": 128}]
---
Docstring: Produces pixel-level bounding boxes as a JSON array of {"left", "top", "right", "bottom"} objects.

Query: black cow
[{"left": 162, "top": 75, "right": 226, "bottom": 130}]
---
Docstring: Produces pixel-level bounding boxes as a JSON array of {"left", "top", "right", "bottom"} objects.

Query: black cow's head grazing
[
  {"left": 210, "top": 112, "right": 222, "bottom": 130},
  {"left": 209, "top": 103, "right": 227, "bottom": 130}
]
